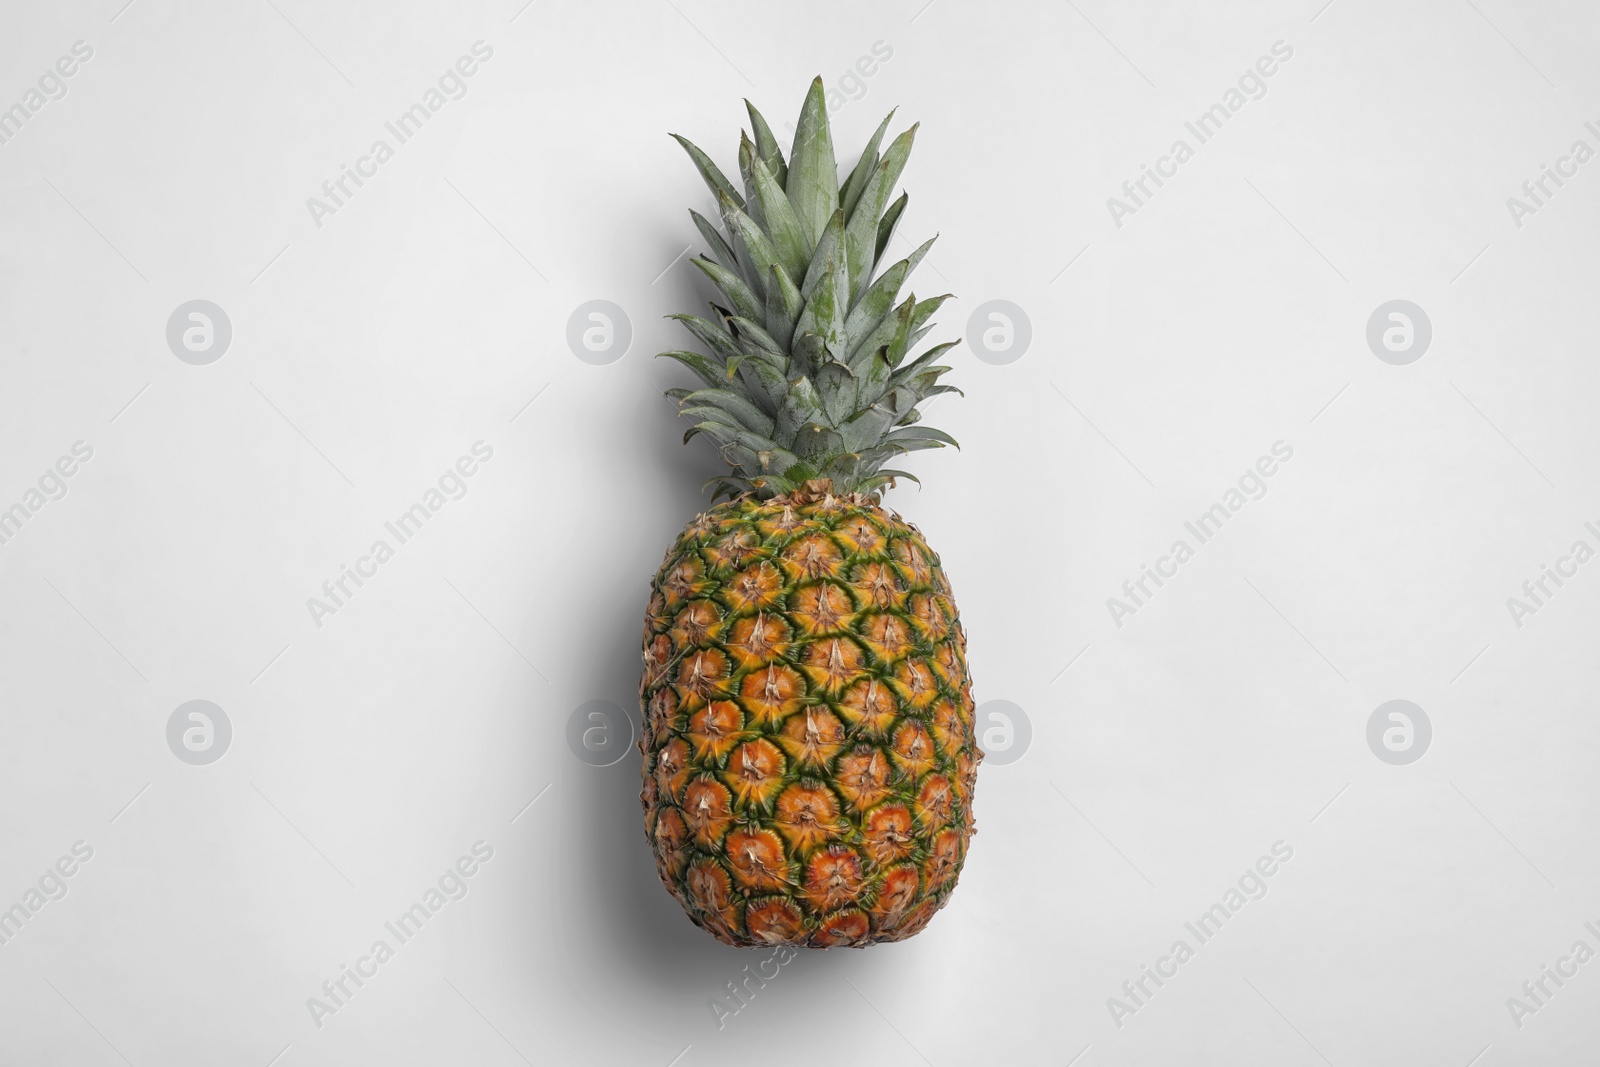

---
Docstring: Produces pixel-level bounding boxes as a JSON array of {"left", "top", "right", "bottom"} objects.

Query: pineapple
[{"left": 641, "top": 78, "right": 978, "bottom": 948}]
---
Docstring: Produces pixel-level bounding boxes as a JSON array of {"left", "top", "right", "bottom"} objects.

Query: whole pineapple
[{"left": 641, "top": 78, "right": 979, "bottom": 948}]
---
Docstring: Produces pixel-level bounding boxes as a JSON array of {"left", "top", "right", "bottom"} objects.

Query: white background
[{"left": 2, "top": 1, "right": 1598, "bottom": 1064}]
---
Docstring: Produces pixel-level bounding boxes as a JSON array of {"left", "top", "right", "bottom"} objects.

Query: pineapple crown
[{"left": 661, "top": 76, "right": 960, "bottom": 503}]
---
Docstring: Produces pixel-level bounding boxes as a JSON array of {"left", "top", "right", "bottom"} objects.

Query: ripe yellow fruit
[{"left": 641, "top": 485, "right": 978, "bottom": 947}]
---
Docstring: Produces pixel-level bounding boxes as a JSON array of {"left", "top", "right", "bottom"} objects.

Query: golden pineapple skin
[{"left": 639, "top": 488, "right": 979, "bottom": 948}]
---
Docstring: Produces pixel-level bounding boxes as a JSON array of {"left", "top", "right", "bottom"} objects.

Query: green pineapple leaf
[
  {"left": 842, "top": 123, "right": 916, "bottom": 299},
  {"left": 786, "top": 77, "right": 839, "bottom": 250},
  {"left": 840, "top": 109, "right": 896, "bottom": 222},
  {"left": 815, "top": 358, "right": 858, "bottom": 426},
  {"left": 744, "top": 99, "right": 788, "bottom": 188},
  {"left": 690, "top": 210, "right": 740, "bottom": 274},
  {"left": 679, "top": 388, "right": 778, "bottom": 437},
  {"left": 849, "top": 295, "right": 915, "bottom": 382},
  {"left": 670, "top": 313, "right": 744, "bottom": 364},
  {"left": 870, "top": 468, "right": 922, "bottom": 488},
  {"left": 727, "top": 315, "right": 784, "bottom": 357},
  {"left": 788, "top": 331, "right": 829, "bottom": 382},
  {"left": 689, "top": 256, "right": 763, "bottom": 323},
  {"left": 794, "top": 210, "right": 848, "bottom": 350},
  {"left": 743, "top": 138, "right": 810, "bottom": 282},
  {"left": 658, "top": 350, "right": 727, "bottom": 390},
  {"left": 875, "top": 192, "right": 910, "bottom": 264},
  {"left": 775, "top": 374, "right": 826, "bottom": 440},
  {"left": 843, "top": 236, "right": 935, "bottom": 363},
  {"left": 885, "top": 425, "right": 959, "bottom": 449},
  {"left": 764, "top": 264, "right": 803, "bottom": 349},
  {"left": 671, "top": 133, "right": 744, "bottom": 211},
  {"left": 716, "top": 188, "right": 789, "bottom": 301}
]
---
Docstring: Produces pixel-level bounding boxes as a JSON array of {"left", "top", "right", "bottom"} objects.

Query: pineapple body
[{"left": 640, "top": 486, "right": 979, "bottom": 947}]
